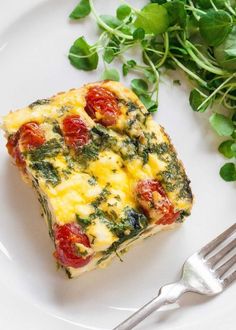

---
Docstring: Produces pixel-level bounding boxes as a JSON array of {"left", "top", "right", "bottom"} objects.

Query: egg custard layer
[{"left": 3, "top": 81, "right": 193, "bottom": 278}]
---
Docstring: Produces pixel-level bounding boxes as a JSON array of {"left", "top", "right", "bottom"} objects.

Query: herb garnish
[
  {"left": 76, "top": 214, "right": 92, "bottom": 229},
  {"left": 88, "top": 176, "right": 97, "bottom": 185},
  {"left": 29, "top": 99, "right": 50, "bottom": 108},
  {"left": 27, "top": 138, "right": 62, "bottom": 161},
  {"left": 77, "top": 142, "right": 100, "bottom": 165},
  {"left": 68, "top": 0, "right": 236, "bottom": 183},
  {"left": 97, "top": 207, "right": 148, "bottom": 263},
  {"left": 31, "top": 161, "right": 61, "bottom": 186},
  {"left": 91, "top": 184, "right": 111, "bottom": 208},
  {"left": 76, "top": 125, "right": 118, "bottom": 165},
  {"left": 52, "top": 122, "right": 63, "bottom": 136},
  {"left": 69, "top": 0, "right": 91, "bottom": 20}
]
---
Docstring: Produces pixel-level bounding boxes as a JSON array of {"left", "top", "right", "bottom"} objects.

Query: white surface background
[{"left": 0, "top": 1, "right": 235, "bottom": 329}]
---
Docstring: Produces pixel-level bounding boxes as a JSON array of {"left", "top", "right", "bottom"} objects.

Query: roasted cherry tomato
[
  {"left": 19, "top": 122, "right": 45, "bottom": 150},
  {"left": 85, "top": 86, "right": 120, "bottom": 126},
  {"left": 54, "top": 223, "right": 93, "bottom": 268},
  {"left": 6, "top": 132, "right": 25, "bottom": 168},
  {"left": 6, "top": 122, "right": 45, "bottom": 168},
  {"left": 62, "top": 115, "right": 89, "bottom": 148},
  {"left": 136, "top": 179, "right": 180, "bottom": 225}
]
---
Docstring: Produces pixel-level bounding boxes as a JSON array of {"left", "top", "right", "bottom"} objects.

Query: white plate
[{"left": 0, "top": 1, "right": 235, "bottom": 329}]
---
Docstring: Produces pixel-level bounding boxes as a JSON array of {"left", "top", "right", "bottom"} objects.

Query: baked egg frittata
[{"left": 2, "top": 81, "right": 193, "bottom": 278}]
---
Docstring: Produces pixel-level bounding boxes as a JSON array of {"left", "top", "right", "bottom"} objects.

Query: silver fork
[{"left": 114, "top": 223, "right": 236, "bottom": 330}]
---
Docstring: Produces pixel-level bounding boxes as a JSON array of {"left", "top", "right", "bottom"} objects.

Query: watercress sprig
[{"left": 68, "top": 0, "right": 236, "bottom": 183}]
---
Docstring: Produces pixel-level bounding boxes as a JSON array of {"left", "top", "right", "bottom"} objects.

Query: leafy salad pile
[{"left": 68, "top": 0, "right": 236, "bottom": 183}]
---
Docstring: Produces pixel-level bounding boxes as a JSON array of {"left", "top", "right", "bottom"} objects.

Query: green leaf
[
  {"left": 189, "top": 89, "right": 209, "bottom": 112},
  {"left": 101, "top": 68, "right": 120, "bottom": 81},
  {"left": 116, "top": 4, "right": 131, "bottom": 20},
  {"left": 232, "top": 113, "right": 236, "bottom": 124},
  {"left": 134, "top": 4, "right": 169, "bottom": 35},
  {"left": 220, "top": 162, "right": 236, "bottom": 181},
  {"left": 122, "top": 60, "right": 136, "bottom": 76},
  {"left": 199, "top": 10, "right": 233, "bottom": 47},
  {"left": 76, "top": 215, "right": 91, "bottom": 229},
  {"left": 31, "top": 162, "right": 61, "bottom": 186},
  {"left": 106, "top": 37, "right": 120, "bottom": 55},
  {"left": 68, "top": 37, "right": 98, "bottom": 71},
  {"left": 131, "top": 79, "right": 148, "bottom": 96},
  {"left": 218, "top": 140, "right": 236, "bottom": 158},
  {"left": 133, "top": 28, "right": 145, "bottom": 40},
  {"left": 209, "top": 113, "right": 234, "bottom": 136},
  {"left": 122, "top": 64, "right": 129, "bottom": 76},
  {"left": 144, "top": 70, "right": 157, "bottom": 83},
  {"left": 197, "top": 0, "right": 228, "bottom": 9},
  {"left": 214, "top": 27, "right": 236, "bottom": 71},
  {"left": 231, "top": 143, "right": 236, "bottom": 153},
  {"left": 186, "top": 15, "right": 199, "bottom": 38},
  {"left": 164, "top": 0, "right": 187, "bottom": 28},
  {"left": 103, "top": 48, "right": 115, "bottom": 63},
  {"left": 127, "top": 60, "right": 137, "bottom": 66},
  {"left": 232, "top": 130, "right": 236, "bottom": 139},
  {"left": 28, "top": 139, "right": 62, "bottom": 161},
  {"left": 151, "top": 0, "right": 167, "bottom": 4},
  {"left": 140, "top": 95, "right": 157, "bottom": 112},
  {"left": 100, "top": 15, "right": 123, "bottom": 28},
  {"left": 69, "top": 0, "right": 91, "bottom": 19}
]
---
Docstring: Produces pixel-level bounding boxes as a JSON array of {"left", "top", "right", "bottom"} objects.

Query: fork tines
[
  {"left": 199, "top": 223, "right": 236, "bottom": 287},
  {"left": 200, "top": 223, "right": 236, "bottom": 258}
]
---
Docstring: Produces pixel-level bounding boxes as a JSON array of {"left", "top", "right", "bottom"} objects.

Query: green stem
[
  {"left": 225, "top": 2, "right": 236, "bottom": 15},
  {"left": 218, "top": 89, "right": 236, "bottom": 101},
  {"left": 223, "top": 97, "right": 236, "bottom": 109},
  {"left": 195, "top": 88, "right": 209, "bottom": 98},
  {"left": 68, "top": 49, "right": 101, "bottom": 59},
  {"left": 210, "top": 0, "right": 218, "bottom": 11},
  {"left": 219, "top": 85, "right": 233, "bottom": 104},
  {"left": 185, "top": 0, "right": 205, "bottom": 20},
  {"left": 177, "top": 35, "right": 226, "bottom": 75},
  {"left": 185, "top": 40, "right": 217, "bottom": 67},
  {"left": 169, "top": 53, "right": 208, "bottom": 87},
  {"left": 186, "top": 47, "right": 225, "bottom": 75},
  {"left": 89, "top": 0, "right": 133, "bottom": 40},
  {"left": 156, "top": 33, "right": 169, "bottom": 69},
  {"left": 145, "top": 48, "right": 165, "bottom": 55},
  {"left": 197, "top": 74, "right": 236, "bottom": 110},
  {"left": 143, "top": 51, "right": 160, "bottom": 104}
]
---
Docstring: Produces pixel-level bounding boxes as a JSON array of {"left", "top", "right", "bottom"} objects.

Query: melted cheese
[
  {"left": 44, "top": 172, "right": 101, "bottom": 223},
  {"left": 87, "top": 219, "right": 118, "bottom": 252}
]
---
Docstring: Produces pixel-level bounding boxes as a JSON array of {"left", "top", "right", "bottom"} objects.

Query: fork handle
[{"left": 113, "top": 282, "right": 187, "bottom": 330}]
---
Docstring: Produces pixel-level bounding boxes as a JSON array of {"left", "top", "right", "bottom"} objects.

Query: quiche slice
[{"left": 2, "top": 81, "right": 193, "bottom": 278}]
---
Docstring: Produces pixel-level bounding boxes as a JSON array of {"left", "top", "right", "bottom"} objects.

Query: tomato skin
[
  {"left": 54, "top": 223, "right": 93, "bottom": 268},
  {"left": 19, "top": 122, "right": 45, "bottom": 150},
  {"left": 6, "top": 122, "right": 45, "bottom": 169},
  {"left": 62, "top": 115, "right": 89, "bottom": 148},
  {"left": 6, "top": 132, "right": 26, "bottom": 168},
  {"left": 158, "top": 210, "right": 180, "bottom": 225},
  {"left": 136, "top": 179, "right": 180, "bottom": 225},
  {"left": 85, "top": 86, "right": 120, "bottom": 126}
]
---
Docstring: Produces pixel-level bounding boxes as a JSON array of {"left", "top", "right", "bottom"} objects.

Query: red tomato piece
[
  {"left": 62, "top": 115, "right": 89, "bottom": 148},
  {"left": 19, "top": 122, "right": 45, "bottom": 150},
  {"left": 6, "top": 132, "right": 26, "bottom": 168},
  {"left": 136, "top": 179, "right": 180, "bottom": 225},
  {"left": 6, "top": 122, "right": 44, "bottom": 169},
  {"left": 158, "top": 210, "right": 180, "bottom": 225},
  {"left": 54, "top": 223, "right": 93, "bottom": 268},
  {"left": 6, "top": 132, "right": 20, "bottom": 158},
  {"left": 85, "top": 86, "right": 120, "bottom": 126}
]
